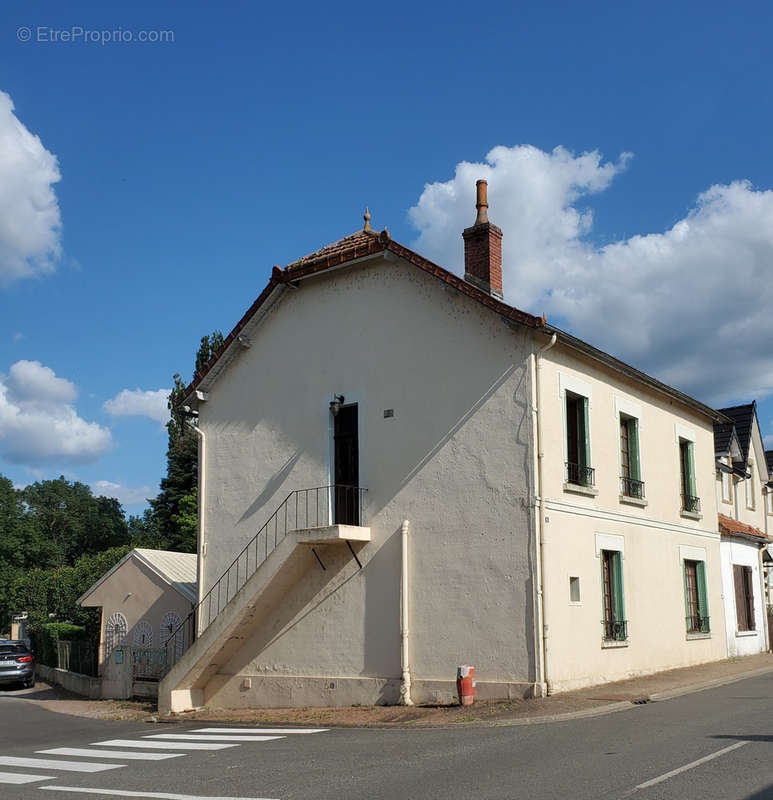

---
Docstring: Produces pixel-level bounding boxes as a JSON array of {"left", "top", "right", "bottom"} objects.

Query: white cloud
[
  {"left": 0, "top": 360, "right": 111, "bottom": 466},
  {"left": 103, "top": 388, "right": 171, "bottom": 426},
  {"left": 92, "top": 480, "right": 153, "bottom": 507},
  {"left": 0, "top": 91, "right": 62, "bottom": 284},
  {"left": 409, "top": 146, "right": 773, "bottom": 406}
]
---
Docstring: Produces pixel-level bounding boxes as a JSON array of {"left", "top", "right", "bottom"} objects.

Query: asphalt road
[{"left": 1, "top": 674, "right": 773, "bottom": 800}]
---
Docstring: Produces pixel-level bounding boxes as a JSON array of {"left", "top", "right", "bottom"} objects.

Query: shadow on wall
[
  {"left": 220, "top": 542, "right": 365, "bottom": 679},
  {"left": 238, "top": 450, "right": 302, "bottom": 525},
  {"left": 512, "top": 363, "right": 537, "bottom": 685},
  {"left": 363, "top": 527, "right": 401, "bottom": 679}
]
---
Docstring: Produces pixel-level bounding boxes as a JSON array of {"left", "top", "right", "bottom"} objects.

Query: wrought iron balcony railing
[
  {"left": 566, "top": 462, "right": 595, "bottom": 488},
  {"left": 621, "top": 476, "right": 645, "bottom": 500},
  {"left": 162, "top": 484, "right": 366, "bottom": 672},
  {"left": 682, "top": 494, "right": 701, "bottom": 514},
  {"left": 686, "top": 614, "right": 710, "bottom": 634},
  {"left": 603, "top": 619, "right": 628, "bottom": 642}
]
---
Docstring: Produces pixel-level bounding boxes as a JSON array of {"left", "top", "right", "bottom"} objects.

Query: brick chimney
[{"left": 462, "top": 179, "right": 503, "bottom": 299}]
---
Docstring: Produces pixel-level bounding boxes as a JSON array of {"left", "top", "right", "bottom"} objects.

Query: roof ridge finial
[{"left": 363, "top": 207, "right": 371, "bottom": 231}]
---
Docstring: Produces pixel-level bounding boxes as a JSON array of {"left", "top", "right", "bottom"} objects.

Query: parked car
[{"left": 0, "top": 640, "right": 35, "bottom": 689}]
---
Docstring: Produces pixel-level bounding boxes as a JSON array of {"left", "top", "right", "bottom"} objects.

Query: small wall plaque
[{"left": 384, "top": 409, "right": 394, "bottom": 418}]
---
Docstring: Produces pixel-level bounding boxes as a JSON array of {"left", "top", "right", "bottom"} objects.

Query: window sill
[
  {"left": 563, "top": 482, "right": 599, "bottom": 497},
  {"left": 680, "top": 510, "right": 703, "bottom": 521},
  {"left": 619, "top": 494, "right": 648, "bottom": 508},
  {"left": 735, "top": 630, "right": 759, "bottom": 638},
  {"left": 686, "top": 632, "right": 711, "bottom": 640},
  {"left": 601, "top": 639, "right": 629, "bottom": 649}
]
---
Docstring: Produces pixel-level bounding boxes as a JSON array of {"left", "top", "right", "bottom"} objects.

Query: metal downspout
[
  {"left": 399, "top": 519, "right": 414, "bottom": 705},
  {"left": 534, "top": 333, "right": 557, "bottom": 696},
  {"left": 186, "top": 419, "right": 206, "bottom": 611}
]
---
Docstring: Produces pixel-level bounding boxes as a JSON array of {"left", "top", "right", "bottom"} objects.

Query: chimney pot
[
  {"left": 475, "top": 179, "right": 489, "bottom": 225},
  {"left": 463, "top": 179, "right": 503, "bottom": 299}
]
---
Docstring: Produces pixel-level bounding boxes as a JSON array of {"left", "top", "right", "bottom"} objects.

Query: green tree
[
  {"left": 146, "top": 330, "right": 222, "bottom": 552},
  {"left": 22, "top": 477, "right": 128, "bottom": 568}
]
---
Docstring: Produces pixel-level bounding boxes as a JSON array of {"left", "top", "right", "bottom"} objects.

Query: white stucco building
[
  {"left": 713, "top": 403, "right": 771, "bottom": 657},
  {"left": 159, "top": 182, "right": 741, "bottom": 712}
]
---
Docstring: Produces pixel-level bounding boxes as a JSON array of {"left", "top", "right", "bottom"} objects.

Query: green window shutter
[
  {"left": 697, "top": 561, "right": 709, "bottom": 629},
  {"left": 686, "top": 441, "right": 697, "bottom": 497},
  {"left": 629, "top": 419, "right": 641, "bottom": 481},
  {"left": 612, "top": 551, "right": 625, "bottom": 623},
  {"left": 682, "top": 560, "right": 690, "bottom": 625},
  {"left": 580, "top": 397, "right": 591, "bottom": 469}
]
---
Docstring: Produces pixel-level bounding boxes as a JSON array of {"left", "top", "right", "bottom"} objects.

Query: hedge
[{"left": 30, "top": 622, "right": 89, "bottom": 668}]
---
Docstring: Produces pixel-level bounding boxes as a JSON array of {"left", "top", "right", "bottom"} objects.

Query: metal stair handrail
[{"left": 162, "top": 484, "right": 366, "bottom": 670}]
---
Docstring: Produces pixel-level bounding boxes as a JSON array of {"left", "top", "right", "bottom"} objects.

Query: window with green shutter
[
  {"left": 602, "top": 550, "right": 627, "bottom": 641},
  {"left": 566, "top": 392, "right": 593, "bottom": 487},
  {"left": 684, "top": 559, "right": 710, "bottom": 633},
  {"left": 620, "top": 416, "right": 644, "bottom": 499},
  {"left": 679, "top": 439, "right": 700, "bottom": 513}
]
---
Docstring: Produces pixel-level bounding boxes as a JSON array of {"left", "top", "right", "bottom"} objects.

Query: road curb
[
  {"left": 487, "top": 662, "right": 773, "bottom": 728},
  {"left": 647, "top": 663, "right": 773, "bottom": 702}
]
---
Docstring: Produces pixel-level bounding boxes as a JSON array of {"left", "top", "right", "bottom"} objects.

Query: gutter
[
  {"left": 399, "top": 519, "right": 413, "bottom": 705},
  {"left": 532, "top": 331, "right": 557, "bottom": 696},
  {"left": 185, "top": 418, "right": 206, "bottom": 610}
]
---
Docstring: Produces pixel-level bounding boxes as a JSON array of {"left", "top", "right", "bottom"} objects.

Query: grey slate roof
[
  {"left": 717, "top": 402, "right": 757, "bottom": 467},
  {"left": 766, "top": 450, "right": 773, "bottom": 476},
  {"left": 713, "top": 422, "right": 736, "bottom": 457}
]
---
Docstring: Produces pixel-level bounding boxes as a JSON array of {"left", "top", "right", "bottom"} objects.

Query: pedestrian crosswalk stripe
[
  {"left": 143, "top": 734, "right": 284, "bottom": 743},
  {"left": 0, "top": 756, "right": 123, "bottom": 773},
  {"left": 41, "top": 787, "right": 280, "bottom": 800},
  {"left": 192, "top": 727, "right": 328, "bottom": 734},
  {"left": 94, "top": 740, "right": 237, "bottom": 751},
  {"left": 0, "top": 771, "right": 55, "bottom": 784},
  {"left": 38, "top": 748, "right": 186, "bottom": 761}
]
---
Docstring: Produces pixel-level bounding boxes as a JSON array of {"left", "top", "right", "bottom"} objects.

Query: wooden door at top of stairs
[{"left": 334, "top": 404, "right": 358, "bottom": 525}]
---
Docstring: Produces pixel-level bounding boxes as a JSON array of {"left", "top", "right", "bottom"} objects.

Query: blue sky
[{"left": 2, "top": 0, "right": 773, "bottom": 514}]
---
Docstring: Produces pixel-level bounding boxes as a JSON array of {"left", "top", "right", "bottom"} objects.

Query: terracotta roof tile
[
  {"left": 718, "top": 513, "right": 769, "bottom": 542},
  {"left": 286, "top": 230, "right": 381, "bottom": 271}
]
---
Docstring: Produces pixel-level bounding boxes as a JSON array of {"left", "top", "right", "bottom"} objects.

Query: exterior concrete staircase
[{"left": 158, "top": 487, "right": 369, "bottom": 713}]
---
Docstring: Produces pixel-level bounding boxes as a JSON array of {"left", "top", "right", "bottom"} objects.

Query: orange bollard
[{"left": 456, "top": 665, "right": 475, "bottom": 706}]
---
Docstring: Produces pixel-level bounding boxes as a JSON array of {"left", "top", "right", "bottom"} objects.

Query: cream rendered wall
[
  {"left": 82, "top": 558, "right": 193, "bottom": 666},
  {"left": 538, "top": 345, "right": 726, "bottom": 693},
  {"left": 197, "top": 255, "right": 538, "bottom": 707},
  {"left": 720, "top": 538, "right": 766, "bottom": 656},
  {"left": 716, "top": 457, "right": 735, "bottom": 519}
]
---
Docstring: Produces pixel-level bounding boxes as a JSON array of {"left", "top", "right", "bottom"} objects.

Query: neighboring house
[
  {"left": 160, "top": 182, "right": 734, "bottom": 712},
  {"left": 714, "top": 404, "right": 772, "bottom": 656},
  {"left": 79, "top": 548, "right": 197, "bottom": 697}
]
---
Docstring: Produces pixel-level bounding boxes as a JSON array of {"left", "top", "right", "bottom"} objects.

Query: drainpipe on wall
[
  {"left": 758, "top": 544, "right": 770, "bottom": 652},
  {"left": 532, "top": 333, "right": 557, "bottom": 697},
  {"left": 185, "top": 419, "right": 206, "bottom": 610},
  {"left": 399, "top": 519, "right": 414, "bottom": 706}
]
